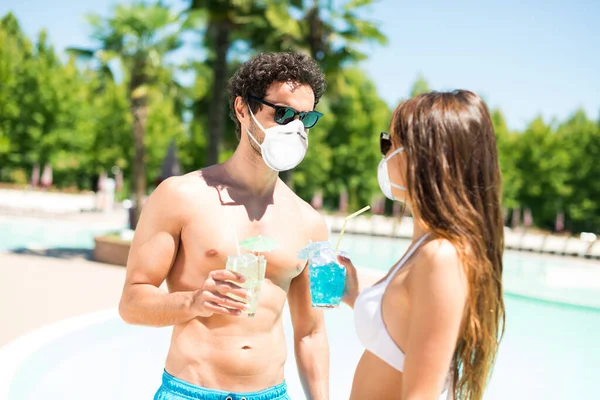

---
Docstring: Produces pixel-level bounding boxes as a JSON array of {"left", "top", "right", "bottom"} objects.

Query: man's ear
[{"left": 234, "top": 96, "right": 246, "bottom": 123}]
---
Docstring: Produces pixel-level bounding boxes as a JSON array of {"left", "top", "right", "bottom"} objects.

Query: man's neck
[{"left": 223, "top": 139, "right": 279, "bottom": 196}]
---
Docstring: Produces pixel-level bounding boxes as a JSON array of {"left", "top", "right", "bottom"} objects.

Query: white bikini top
[
  {"left": 354, "top": 233, "right": 430, "bottom": 371},
  {"left": 354, "top": 233, "right": 452, "bottom": 399}
]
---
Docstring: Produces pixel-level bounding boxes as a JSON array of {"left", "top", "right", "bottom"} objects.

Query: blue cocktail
[{"left": 299, "top": 242, "right": 347, "bottom": 308}]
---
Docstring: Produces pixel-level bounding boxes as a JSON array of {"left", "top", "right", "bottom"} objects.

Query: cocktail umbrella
[{"left": 239, "top": 235, "right": 278, "bottom": 253}]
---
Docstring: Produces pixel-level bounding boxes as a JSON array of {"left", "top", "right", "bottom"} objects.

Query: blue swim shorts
[{"left": 153, "top": 370, "right": 291, "bottom": 400}]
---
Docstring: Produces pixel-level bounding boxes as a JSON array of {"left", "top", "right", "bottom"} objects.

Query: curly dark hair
[{"left": 228, "top": 52, "right": 326, "bottom": 138}]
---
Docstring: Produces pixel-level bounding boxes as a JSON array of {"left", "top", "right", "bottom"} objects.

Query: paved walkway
[{"left": 0, "top": 252, "right": 126, "bottom": 347}]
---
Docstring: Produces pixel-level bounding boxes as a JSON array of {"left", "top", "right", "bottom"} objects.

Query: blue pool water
[
  {"left": 334, "top": 233, "right": 600, "bottom": 309},
  {"left": 2, "top": 217, "right": 600, "bottom": 399},
  {"left": 0, "top": 217, "right": 121, "bottom": 251}
]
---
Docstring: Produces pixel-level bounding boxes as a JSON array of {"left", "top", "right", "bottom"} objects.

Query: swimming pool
[
  {"left": 1, "top": 223, "right": 599, "bottom": 399},
  {"left": 2, "top": 296, "right": 598, "bottom": 400},
  {"left": 335, "top": 233, "right": 600, "bottom": 309},
  {"left": 0, "top": 216, "right": 124, "bottom": 252}
]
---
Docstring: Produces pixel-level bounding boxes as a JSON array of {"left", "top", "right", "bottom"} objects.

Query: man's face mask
[
  {"left": 245, "top": 99, "right": 314, "bottom": 172},
  {"left": 378, "top": 131, "right": 407, "bottom": 201}
]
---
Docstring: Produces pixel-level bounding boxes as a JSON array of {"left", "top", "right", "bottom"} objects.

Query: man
[{"left": 119, "top": 52, "right": 329, "bottom": 400}]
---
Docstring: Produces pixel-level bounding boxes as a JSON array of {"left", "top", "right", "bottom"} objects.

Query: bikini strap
[{"left": 384, "top": 233, "right": 430, "bottom": 284}]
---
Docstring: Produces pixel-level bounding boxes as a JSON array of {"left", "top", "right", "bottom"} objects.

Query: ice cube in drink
[{"left": 299, "top": 242, "right": 346, "bottom": 308}]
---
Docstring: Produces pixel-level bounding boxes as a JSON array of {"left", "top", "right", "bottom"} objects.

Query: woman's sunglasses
[
  {"left": 380, "top": 131, "right": 392, "bottom": 156},
  {"left": 249, "top": 96, "right": 323, "bottom": 129}
]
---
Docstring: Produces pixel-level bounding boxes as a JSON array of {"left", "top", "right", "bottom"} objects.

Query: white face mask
[
  {"left": 245, "top": 105, "right": 308, "bottom": 172},
  {"left": 377, "top": 147, "right": 406, "bottom": 201}
]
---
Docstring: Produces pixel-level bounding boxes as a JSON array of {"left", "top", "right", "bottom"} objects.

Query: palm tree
[
  {"left": 68, "top": 2, "right": 187, "bottom": 228},
  {"left": 188, "top": 0, "right": 269, "bottom": 166},
  {"left": 251, "top": 0, "right": 388, "bottom": 185},
  {"left": 187, "top": 0, "right": 386, "bottom": 177},
  {"left": 256, "top": 0, "right": 387, "bottom": 75}
]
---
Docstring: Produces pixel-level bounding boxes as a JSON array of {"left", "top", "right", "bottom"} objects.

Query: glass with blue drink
[{"left": 298, "top": 242, "right": 347, "bottom": 308}]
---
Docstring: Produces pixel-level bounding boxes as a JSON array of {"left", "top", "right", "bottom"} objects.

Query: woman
[{"left": 338, "top": 90, "right": 505, "bottom": 400}]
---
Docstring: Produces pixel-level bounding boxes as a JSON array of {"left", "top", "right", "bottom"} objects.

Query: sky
[{"left": 1, "top": 0, "right": 599, "bottom": 130}]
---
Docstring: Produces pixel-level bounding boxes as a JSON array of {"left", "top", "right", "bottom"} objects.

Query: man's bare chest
[{"left": 169, "top": 204, "right": 309, "bottom": 290}]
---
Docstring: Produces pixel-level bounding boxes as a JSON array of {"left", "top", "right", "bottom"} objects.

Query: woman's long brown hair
[{"left": 392, "top": 90, "right": 505, "bottom": 399}]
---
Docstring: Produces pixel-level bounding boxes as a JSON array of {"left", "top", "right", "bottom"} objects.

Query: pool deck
[{"left": 0, "top": 252, "right": 125, "bottom": 347}]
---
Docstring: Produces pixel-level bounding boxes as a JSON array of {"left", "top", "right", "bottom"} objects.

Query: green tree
[
  {"left": 560, "top": 109, "right": 600, "bottom": 232},
  {"left": 188, "top": 0, "right": 269, "bottom": 166},
  {"left": 86, "top": 75, "right": 131, "bottom": 188},
  {"left": 514, "top": 117, "right": 571, "bottom": 230},
  {"left": 491, "top": 109, "right": 521, "bottom": 209},
  {"left": 409, "top": 73, "right": 430, "bottom": 98},
  {"left": 69, "top": 2, "right": 187, "bottom": 226},
  {"left": 259, "top": 0, "right": 387, "bottom": 76},
  {"left": 312, "top": 68, "right": 391, "bottom": 210},
  {"left": 243, "top": 0, "right": 388, "bottom": 187},
  {"left": 0, "top": 13, "right": 31, "bottom": 173},
  {"left": 145, "top": 89, "right": 187, "bottom": 188},
  {"left": 188, "top": 0, "right": 388, "bottom": 174},
  {"left": 0, "top": 14, "right": 95, "bottom": 187}
]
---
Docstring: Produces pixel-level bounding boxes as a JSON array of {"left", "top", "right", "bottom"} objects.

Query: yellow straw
[{"left": 335, "top": 205, "right": 371, "bottom": 251}]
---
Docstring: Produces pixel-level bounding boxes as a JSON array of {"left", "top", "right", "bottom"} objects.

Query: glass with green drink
[
  {"left": 225, "top": 235, "right": 277, "bottom": 317},
  {"left": 225, "top": 253, "right": 267, "bottom": 317}
]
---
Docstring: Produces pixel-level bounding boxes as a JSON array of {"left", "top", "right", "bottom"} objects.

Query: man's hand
[{"left": 191, "top": 269, "right": 251, "bottom": 317}]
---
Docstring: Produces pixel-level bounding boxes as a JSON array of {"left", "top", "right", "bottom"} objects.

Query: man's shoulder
[
  {"left": 294, "top": 196, "right": 320, "bottom": 221},
  {"left": 151, "top": 170, "right": 213, "bottom": 206},
  {"left": 289, "top": 193, "right": 328, "bottom": 240}
]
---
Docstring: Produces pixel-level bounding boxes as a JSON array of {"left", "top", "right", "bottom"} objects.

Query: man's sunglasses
[
  {"left": 248, "top": 96, "right": 323, "bottom": 129},
  {"left": 380, "top": 131, "right": 392, "bottom": 156}
]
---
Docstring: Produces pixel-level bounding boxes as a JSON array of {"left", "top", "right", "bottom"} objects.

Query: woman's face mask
[
  {"left": 245, "top": 104, "right": 308, "bottom": 172},
  {"left": 377, "top": 147, "right": 407, "bottom": 201}
]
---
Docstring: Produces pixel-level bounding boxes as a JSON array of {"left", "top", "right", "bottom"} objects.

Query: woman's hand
[{"left": 337, "top": 254, "right": 360, "bottom": 308}]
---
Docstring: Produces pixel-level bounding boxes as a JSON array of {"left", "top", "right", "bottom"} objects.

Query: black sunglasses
[
  {"left": 248, "top": 96, "right": 323, "bottom": 129},
  {"left": 380, "top": 131, "right": 392, "bottom": 156}
]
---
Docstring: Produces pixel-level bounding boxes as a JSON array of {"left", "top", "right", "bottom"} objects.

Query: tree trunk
[
  {"left": 282, "top": 5, "right": 324, "bottom": 190},
  {"left": 306, "top": 6, "right": 324, "bottom": 60},
  {"left": 206, "top": 20, "right": 230, "bottom": 166},
  {"left": 130, "top": 94, "right": 147, "bottom": 230}
]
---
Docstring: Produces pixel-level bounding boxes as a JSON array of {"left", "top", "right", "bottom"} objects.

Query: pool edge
[{"left": 0, "top": 308, "right": 118, "bottom": 399}]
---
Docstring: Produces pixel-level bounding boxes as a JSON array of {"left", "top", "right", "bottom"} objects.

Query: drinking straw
[{"left": 335, "top": 205, "right": 371, "bottom": 251}]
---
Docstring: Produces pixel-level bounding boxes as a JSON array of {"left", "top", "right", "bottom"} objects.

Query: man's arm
[
  {"left": 288, "top": 211, "right": 330, "bottom": 400},
  {"left": 119, "top": 177, "right": 248, "bottom": 327}
]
